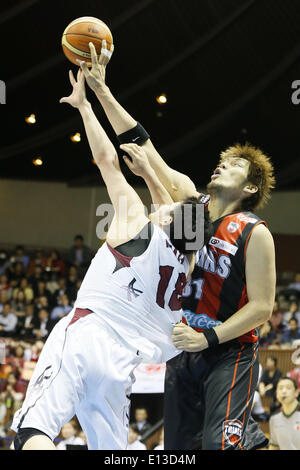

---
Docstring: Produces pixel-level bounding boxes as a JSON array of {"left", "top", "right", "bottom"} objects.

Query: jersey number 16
[{"left": 156, "top": 266, "right": 186, "bottom": 311}]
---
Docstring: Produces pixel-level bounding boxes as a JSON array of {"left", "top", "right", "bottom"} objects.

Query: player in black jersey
[{"left": 81, "top": 41, "right": 276, "bottom": 450}]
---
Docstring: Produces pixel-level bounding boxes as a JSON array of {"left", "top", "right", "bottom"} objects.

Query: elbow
[{"left": 256, "top": 302, "right": 273, "bottom": 323}]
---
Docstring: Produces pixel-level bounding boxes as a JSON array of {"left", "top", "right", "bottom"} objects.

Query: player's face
[
  {"left": 148, "top": 202, "right": 181, "bottom": 228},
  {"left": 208, "top": 157, "right": 251, "bottom": 196},
  {"left": 276, "top": 380, "right": 298, "bottom": 405}
]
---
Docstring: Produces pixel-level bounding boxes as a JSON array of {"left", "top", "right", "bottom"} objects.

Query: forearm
[
  {"left": 95, "top": 85, "right": 137, "bottom": 135},
  {"left": 78, "top": 100, "right": 117, "bottom": 166},
  {"left": 213, "top": 301, "right": 271, "bottom": 345},
  {"left": 143, "top": 168, "right": 173, "bottom": 207}
]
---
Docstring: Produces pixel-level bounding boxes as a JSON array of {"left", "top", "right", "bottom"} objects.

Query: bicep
[
  {"left": 245, "top": 224, "right": 276, "bottom": 312},
  {"left": 142, "top": 140, "right": 198, "bottom": 201}
]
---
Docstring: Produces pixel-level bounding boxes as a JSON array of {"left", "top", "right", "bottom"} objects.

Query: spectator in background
[
  {"left": 283, "top": 301, "right": 300, "bottom": 328},
  {"left": 11, "top": 290, "right": 26, "bottom": 315},
  {"left": 288, "top": 273, "right": 300, "bottom": 292},
  {"left": 53, "top": 277, "right": 67, "bottom": 304},
  {"left": 33, "top": 280, "right": 53, "bottom": 305},
  {"left": 56, "top": 420, "right": 85, "bottom": 450},
  {"left": 32, "top": 309, "right": 54, "bottom": 340},
  {"left": 18, "top": 304, "right": 35, "bottom": 339},
  {"left": 9, "top": 246, "right": 30, "bottom": 270},
  {"left": 287, "top": 366, "right": 300, "bottom": 390},
  {"left": 269, "top": 300, "right": 284, "bottom": 334},
  {"left": 0, "top": 251, "right": 9, "bottom": 277},
  {"left": 67, "top": 235, "right": 92, "bottom": 272},
  {"left": 132, "top": 408, "right": 152, "bottom": 435},
  {"left": 27, "top": 250, "right": 47, "bottom": 276},
  {"left": 268, "top": 377, "right": 300, "bottom": 450},
  {"left": 7, "top": 262, "right": 25, "bottom": 288},
  {"left": 259, "top": 321, "right": 279, "bottom": 347},
  {"left": 45, "top": 250, "right": 65, "bottom": 278},
  {"left": 0, "top": 274, "right": 11, "bottom": 296},
  {"left": 13, "top": 278, "right": 34, "bottom": 304},
  {"left": 126, "top": 425, "right": 147, "bottom": 450},
  {"left": 0, "top": 292, "right": 9, "bottom": 314},
  {"left": 0, "top": 372, "right": 25, "bottom": 425},
  {"left": 280, "top": 318, "right": 300, "bottom": 347},
  {"left": 4, "top": 345, "right": 25, "bottom": 379},
  {"left": 66, "top": 278, "right": 82, "bottom": 303},
  {"left": 50, "top": 294, "right": 72, "bottom": 321},
  {"left": 28, "top": 265, "right": 44, "bottom": 292},
  {"left": 259, "top": 356, "right": 282, "bottom": 413},
  {"left": 34, "top": 295, "right": 50, "bottom": 316},
  {"left": 0, "top": 303, "right": 18, "bottom": 337},
  {"left": 66, "top": 265, "right": 78, "bottom": 293}
]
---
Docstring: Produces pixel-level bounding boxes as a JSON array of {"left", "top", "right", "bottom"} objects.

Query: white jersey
[{"left": 75, "top": 222, "right": 189, "bottom": 363}]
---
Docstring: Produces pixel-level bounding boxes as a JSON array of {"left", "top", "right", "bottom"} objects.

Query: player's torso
[
  {"left": 75, "top": 223, "right": 189, "bottom": 362},
  {"left": 182, "top": 210, "right": 265, "bottom": 343}
]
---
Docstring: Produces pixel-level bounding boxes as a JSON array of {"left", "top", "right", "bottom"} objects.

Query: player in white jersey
[{"left": 11, "top": 64, "right": 211, "bottom": 450}]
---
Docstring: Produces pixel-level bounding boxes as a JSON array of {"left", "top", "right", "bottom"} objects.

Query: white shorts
[{"left": 11, "top": 308, "right": 142, "bottom": 450}]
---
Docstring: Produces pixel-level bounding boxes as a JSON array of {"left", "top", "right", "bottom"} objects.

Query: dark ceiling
[{"left": 1, "top": 0, "right": 300, "bottom": 190}]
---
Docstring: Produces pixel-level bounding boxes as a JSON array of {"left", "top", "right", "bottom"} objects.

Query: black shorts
[{"left": 164, "top": 340, "right": 268, "bottom": 450}]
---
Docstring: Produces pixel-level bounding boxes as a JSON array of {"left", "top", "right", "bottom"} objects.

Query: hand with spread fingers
[
  {"left": 120, "top": 143, "right": 154, "bottom": 178},
  {"left": 79, "top": 40, "right": 114, "bottom": 94},
  {"left": 171, "top": 322, "right": 208, "bottom": 352},
  {"left": 59, "top": 68, "right": 87, "bottom": 109}
]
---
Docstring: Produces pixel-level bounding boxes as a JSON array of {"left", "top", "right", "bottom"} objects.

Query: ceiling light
[
  {"left": 71, "top": 132, "right": 81, "bottom": 142},
  {"left": 32, "top": 158, "right": 43, "bottom": 166},
  {"left": 25, "top": 114, "right": 36, "bottom": 124},
  {"left": 156, "top": 93, "right": 167, "bottom": 104}
]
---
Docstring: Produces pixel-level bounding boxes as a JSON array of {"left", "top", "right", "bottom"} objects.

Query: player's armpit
[{"left": 141, "top": 140, "right": 199, "bottom": 202}]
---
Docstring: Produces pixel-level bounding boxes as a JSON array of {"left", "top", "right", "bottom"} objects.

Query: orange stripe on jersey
[{"left": 221, "top": 345, "right": 244, "bottom": 450}]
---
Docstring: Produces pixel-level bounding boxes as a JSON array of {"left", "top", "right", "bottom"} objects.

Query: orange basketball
[{"left": 62, "top": 16, "right": 113, "bottom": 66}]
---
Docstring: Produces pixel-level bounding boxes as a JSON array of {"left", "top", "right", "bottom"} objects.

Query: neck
[
  {"left": 282, "top": 399, "right": 299, "bottom": 416},
  {"left": 208, "top": 194, "right": 242, "bottom": 222}
]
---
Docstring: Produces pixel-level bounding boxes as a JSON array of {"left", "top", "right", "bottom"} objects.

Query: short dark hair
[
  {"left": 169, "top": 197, "right": 213, "bottom": 255},
  {"left": 267, "top": 355, "right": 277, "bottom": 366},
  {"left": 74, "top": 235, "right": 84, "bottom": 241},
  {"left": 277, "top": 376, "right": 298, "bottom": 390}
]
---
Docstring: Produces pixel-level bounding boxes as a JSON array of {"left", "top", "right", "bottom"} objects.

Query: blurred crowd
[{"left": 0, "top": 240, "right": 299, "bottom": 449}]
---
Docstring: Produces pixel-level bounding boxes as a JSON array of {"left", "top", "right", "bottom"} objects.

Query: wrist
[
  {"left": 78, "top": 99, "right": 91, "bottom": 112},
  {"left": 95, "top": 83, "right": 111, "bottom": 99}
]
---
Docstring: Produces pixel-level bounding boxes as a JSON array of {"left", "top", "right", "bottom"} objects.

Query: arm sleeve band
[
  {"left": 202, "top": 328, "right": 219, "bottom": 348},
  {"left": 117, "top": 122, "right": 150, "bottom": 146}
]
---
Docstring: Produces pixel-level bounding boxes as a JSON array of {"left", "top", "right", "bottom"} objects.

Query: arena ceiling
[{"left": 0, "top": 0, "right": 300, "bottom": 190}]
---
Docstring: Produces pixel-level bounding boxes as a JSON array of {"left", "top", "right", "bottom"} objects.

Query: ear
[
  {"left": 161, "top": 215, "right": 173, "bottom": 226},
  {"left": 243, "top": 183, "right": 258, "bottom": 195}
]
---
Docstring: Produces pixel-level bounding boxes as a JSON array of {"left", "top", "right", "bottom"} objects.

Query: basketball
[{"left": 62, "top": 16, "right": 113, "bottom": 66}]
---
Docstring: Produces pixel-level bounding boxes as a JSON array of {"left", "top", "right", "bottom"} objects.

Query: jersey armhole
[
  {"left": 243, "top": 221, "right": 267, "bottom": 264},
  {"left": 112, "top": 221, "right": 154, "bottom": 257}
]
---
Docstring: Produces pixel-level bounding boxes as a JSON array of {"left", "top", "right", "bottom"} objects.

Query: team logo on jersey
[
  {"left": 237, "top": 214, "right": 257, "bottom": 224},
  {"left": 222, "top": 419, "right": 243, "bottom": 446},
  {"left": 183, "top": 310, "right": 222, "bottom": 329},
  {"left": 209, "top": 237, "right": 238, "bottom": 255},
  {"left": 121, "top": 278, "right": 143, "bottom": 301},
  {"left": 227, "top": 222, "right": 240, "bottom": 233}
]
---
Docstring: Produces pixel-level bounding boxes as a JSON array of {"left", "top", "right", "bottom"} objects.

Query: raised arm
[
  {"left": 59, "top": 69, "right": 148, "bottom": 245},
  {"left": 79, "top": 41, "right": 198, "bottom": 202},
  {"left": 119, "top": 143, "right": 173, "bottom": 209}
]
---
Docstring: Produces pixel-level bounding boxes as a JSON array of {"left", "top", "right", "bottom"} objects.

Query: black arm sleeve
[{"left": 117, "top": 122, "right": 150, "bottom": 146}]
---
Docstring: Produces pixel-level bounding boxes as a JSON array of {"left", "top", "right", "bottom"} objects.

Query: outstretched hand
[
  {"left": 79, "top": 40, "right": 114, "bottom": 94},
  {"left": 120, "top": 143, "right": 153, "bottom": 178},
  {"left": 59, "top": 68, "right": 87, "bottom": 109}
]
